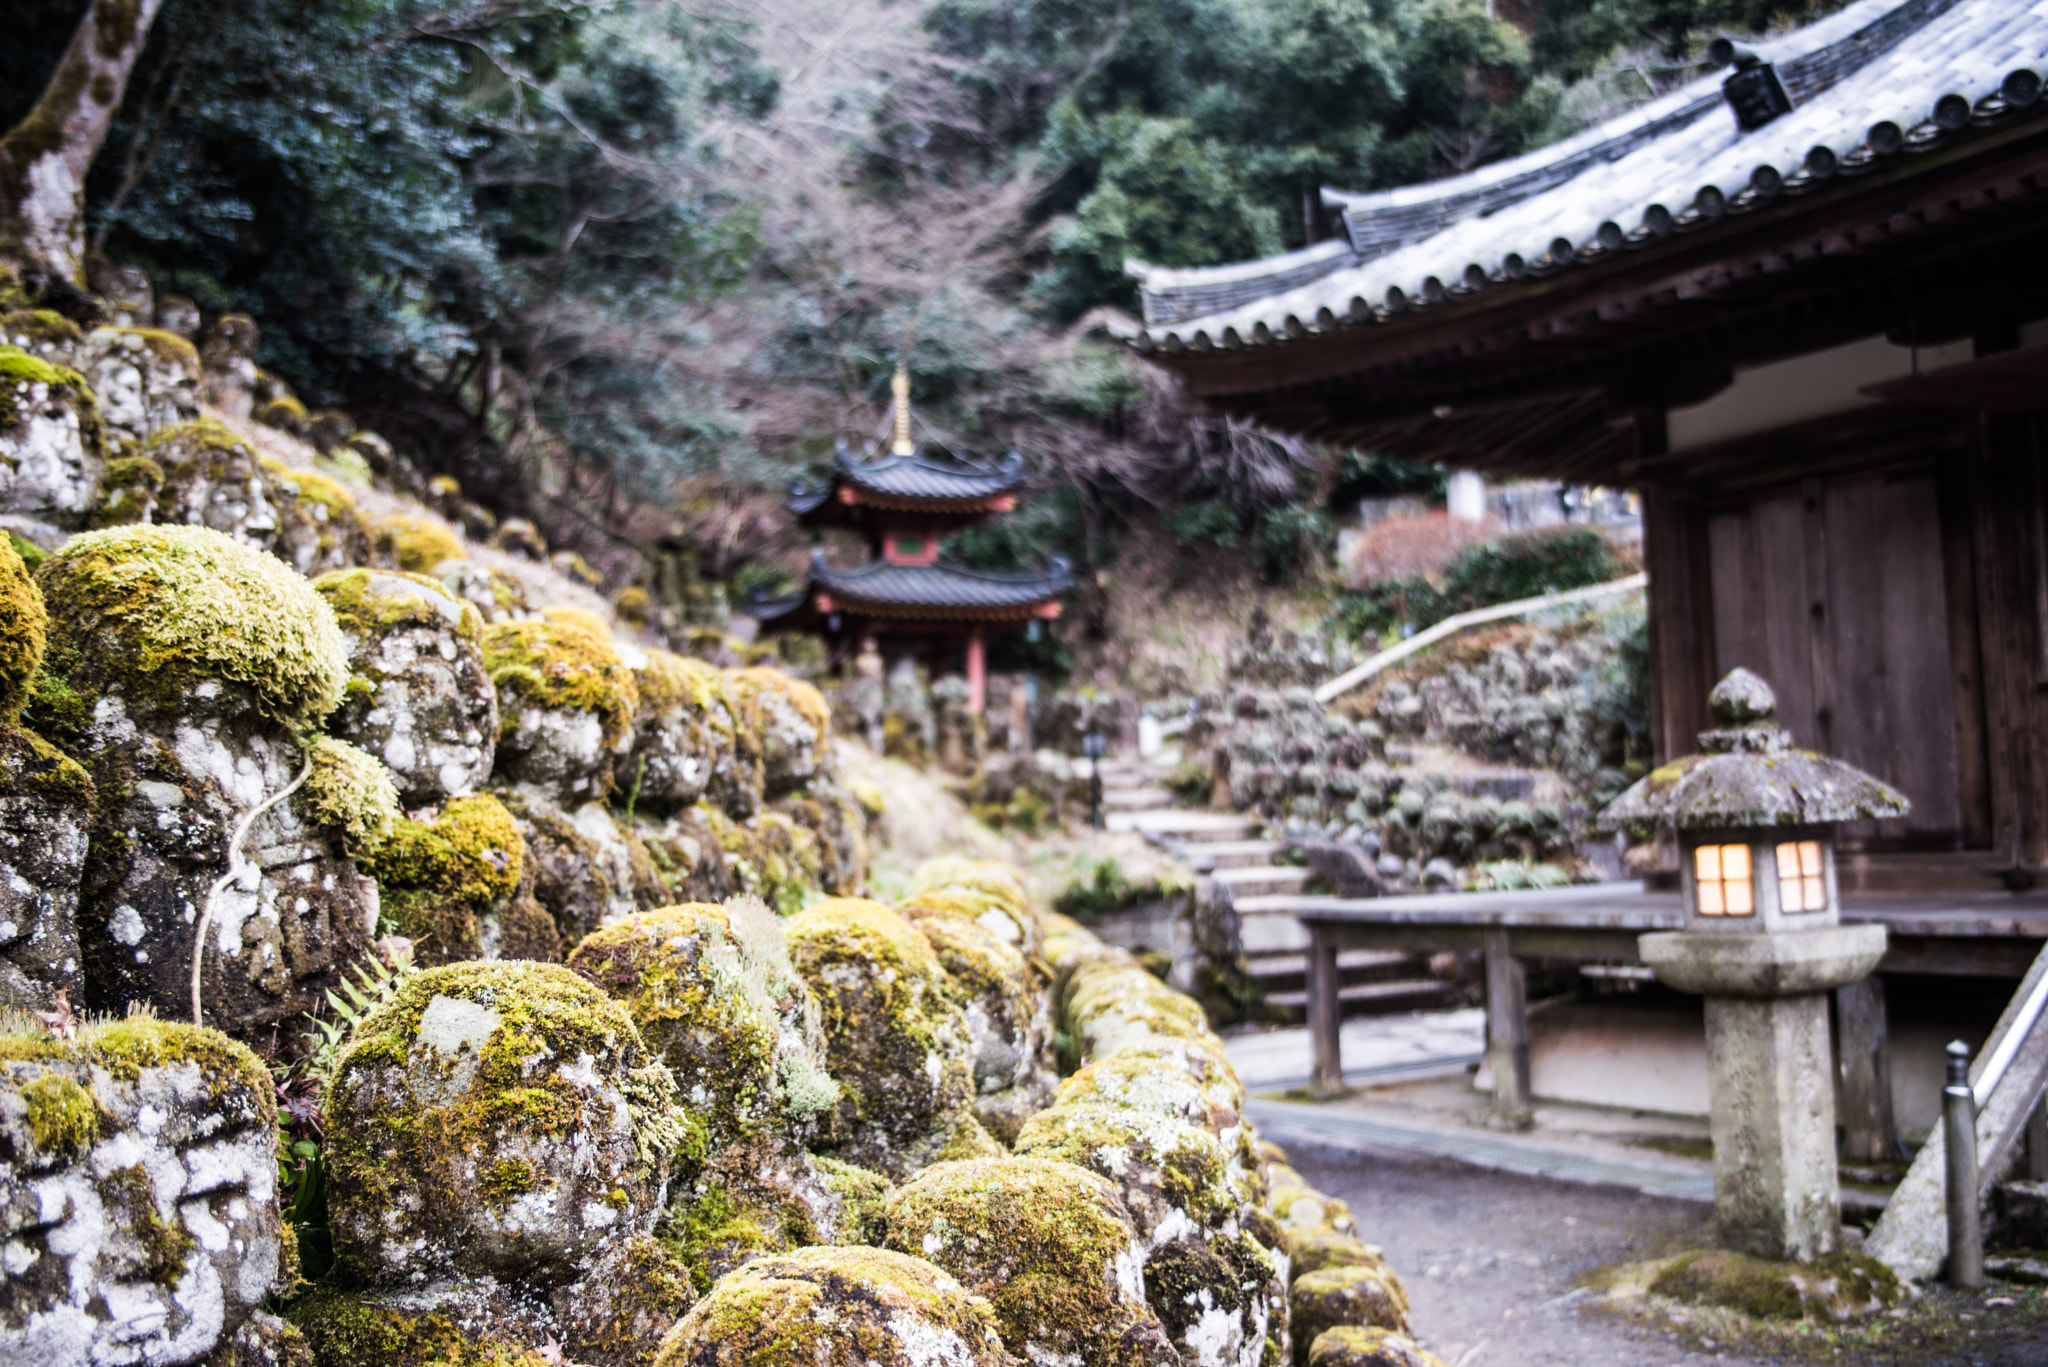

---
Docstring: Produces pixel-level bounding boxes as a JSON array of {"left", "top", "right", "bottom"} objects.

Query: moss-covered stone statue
[
  {"left": 316, "top": 568, "right": 499, "bottom": 806},
  {"left": 0, "top": 345, "right": 104, "bottom": 546},
  {"left": 651, "top": 1246, "right": 1012, "bottom": 1367},
  {"left": 141, "top": 420, "right": 369, "bottom": 575},
  {"left": 28, "top": 524, "right": 383, "bottom": 1038},
  {"left": 784, "top": 898, "right": 988, "bottom": 1179},
  {"left": 481, "top": 617, "right": 639, "bottom": 807},
  {"left": 618, "top": 646, "right": 731, "bottom": 816},
  {"left": 0, "top": 1015, "right": 289, "bottom": 1365},
  {"left": 884, "top": 1157, "right": 1180, "bottom": 1365}
]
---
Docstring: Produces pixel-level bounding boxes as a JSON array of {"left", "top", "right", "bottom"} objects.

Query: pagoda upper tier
[{"left": 787, "top": 445, "right": 1027, "bottom": 528}]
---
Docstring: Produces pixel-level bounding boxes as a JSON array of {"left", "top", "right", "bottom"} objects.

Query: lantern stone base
[{"left": 1639, "top": 925, "right": 1887, "bottom": 1262}]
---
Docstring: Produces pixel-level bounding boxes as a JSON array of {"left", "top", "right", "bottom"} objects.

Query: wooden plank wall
[{"left": 1641, "top": 412, "right": 2048, "bottom": 861}]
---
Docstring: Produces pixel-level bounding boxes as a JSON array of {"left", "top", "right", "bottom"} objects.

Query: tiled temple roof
[
  {"left": 808, "top": 551, "right": 1071, "bottom": 621},
  {"left": 1121, "top": 0, "right": 2048, "bottom": 349},
  {"left": 787, "top": 447, "right": 1027, "bottom": 517}
]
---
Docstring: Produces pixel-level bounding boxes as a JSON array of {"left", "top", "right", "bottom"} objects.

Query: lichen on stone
[
  {"left": 299, "top": 734, "right": 401, "bottom": 853},
  {"left": 884, "top": 1155, "right": 1175, "bottom": 1366},
  {"left": 482, "top": 618, "right": 639, "bottom": 747},
  {"left": 323, "top": 960, "right": 687, "bottom": 1287},
  {"left": 381, "top": 515, "right": 464, "bottom": 574},
  {"left": 358, "top": 794, "right": 528, "bottom": 963},
  {"left": 0, "top": 534, "right": 47, "bottom": 722},
  {"left": 650, "top": 1244, "right": 1012, "bottom": 1367},
  {"left": 32, "top": 522, "right": 349, "bottom": 733},
  {"left": 1306, "top": 1326, "right": 1450, "bottom": 1367}
]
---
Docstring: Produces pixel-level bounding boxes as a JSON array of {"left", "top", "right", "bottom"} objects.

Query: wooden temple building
[
  {"left": 749, "top": 371, "right": 1071, "bottom": 711},
  {"left": 1127, "top": 0, "right": 2048, "bottom": 892}
]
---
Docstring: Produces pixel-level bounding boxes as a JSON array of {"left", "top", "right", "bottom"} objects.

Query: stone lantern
[{"left": 1598, "top": 667, "right": 1908, "bottom": 1261}]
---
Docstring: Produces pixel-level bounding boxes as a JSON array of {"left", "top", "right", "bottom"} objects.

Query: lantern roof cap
[{"left": 1595, "top": 668, "right": 1910, "bottom": 833}]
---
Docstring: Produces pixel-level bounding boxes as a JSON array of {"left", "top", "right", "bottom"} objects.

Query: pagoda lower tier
[{"left": 748, "top": 549, "right": 1071, "bottom": 710}]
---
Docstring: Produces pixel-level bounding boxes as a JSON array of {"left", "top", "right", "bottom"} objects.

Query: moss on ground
[
  {"left": 1645, "top": 1248, "right": 1902, "bottom": 1322},
  {"left": 32, "top": 523, "right": 349, "bottom": 734}
]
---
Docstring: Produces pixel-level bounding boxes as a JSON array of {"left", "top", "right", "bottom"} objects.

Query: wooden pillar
[
  {"left": 1308, "top": 925, "right": 1343, "bottom": 1094},
  {"left": 966, "top": 629, "right": 986, "bottom": 714},
  {"left": 1010, "top": 673, "right": 1030, "bottom": 753},
  {"left": 1834, "top": 977, "right": 1902, "bottom": 1162},
  {"left": 1641, "top": 486, "right": 1718, "bottom": 766},
  {"left": 1483, "top": 929, "right": 1532, "bottom": 1126}
]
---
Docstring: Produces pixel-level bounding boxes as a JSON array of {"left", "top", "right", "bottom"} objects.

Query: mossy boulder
[
  {"left": 0, "top": 534, "right": 46, "bottom": 722},
  {"left": 438, "top": 558, "right": 530, "bottom": 624},
  {"left": 482, "top": 619, "right": 639, "bottom": 807},
  {"left": 493, "top": 517, "right": 548, "bottom": 561},
  {"left": 1014, "top": 1099, "right": 1282, "bottom": 1367},
  {"left": 0, "top": 1016, "right": 286, "bottom": 1365},
  {"left": 1307, "top": 1327, "right": 1450, "bottom": 1367},
  {"left": 1055, "top": 1037, "right": 1248, "bottom": 1142},
  {"left": 725, "top": 667, "right": 829, "bottom": 797},
  {"left": 636, "top": 804, "right": 736, "bottom": 907},
  {"left": 317, "top": 568, "right": 499, "bottom": 806},
  {"left": 380, "top": 515, "right": 463, "bottom": 575},
  {"left": 1267, "top": 1168, "right": 1358, "bottom": 1236},
  {"left": 1290, "top": 1265, "right": 1411, "bottom": 1366},
  {"left": 78, "top": 325, "right": 202, "bottom": 447},
  {"left": 898, "top": 900, "right": 1054, "bottom": 1145},
  {"left": 30, "top": 525, "right": 376, "bottom": 1036},
  {"left": 0, "top": 345, "right": 105, "bottom": 542},
  {"left": 715, "top": 808, "right": 825, "bottom": 915},
  {"left": 0, "top": 724, "right": 92, "bottom": 1009},
  {"left": 551, "top": 1234, "right": 698, "bottom": 1367},
  {"left": 288, "top": 1280, "right": 558, "bottom": 1367},
  {"left": 777, "top": 774, "right": 870, "bottom": 896},
  {"left": 510, "top": 799, "right": 671, "bottom": 946},
  {"left": 884, "top": 1157, "right": 1177, "bottom": 1366},
  {"left": 567, "top": 898, "right": 836, "bottom": 1155},
  {"left": 324, "top": 961, "right": 688, "bottom": 1287},
  {"left": 785, "top": 898, "right": 977, "bottom": 1179},
  {"left": 1285, "top": 1228, "right": 1389, "bottom": 1279},
  {"left": 903, "top": 856, "right": 1042, "bottom": 958},
  {"left": 143, "top": 420, "right": 365, "bottom": 576},
  {"left": 619, "top": 646, "right": 731, "bottom": 816},
  {"left": 358, "top": 794, "right": 547, "bottom": 966},
  {"left": 1646, "top": 1248, "right": 1903, "bottom": 1322},
  {"left": 651, "top": 1246, "right": 1011, "bottom": 1367},
  {"left": 1065, "top": 957, "right": 1217, "bottom": 1060}
]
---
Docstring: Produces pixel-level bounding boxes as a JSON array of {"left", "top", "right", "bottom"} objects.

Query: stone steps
[
  {"left": 1211, "top": 865, "right": 1313, "bottom": 898},
  {"left": 1187, "top": 839, "right": 1286, "bottom": 869},
  {"left": 1108, "top": 810, "right": 1257, "bottom": 841},
  {"left": 1101, "top": 787, "right": 1176, "bottom": 810}
]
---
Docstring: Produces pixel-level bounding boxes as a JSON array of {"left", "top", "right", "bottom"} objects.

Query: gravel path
[{"left": 1285, "top": 1138, "right": 2048, "bottom": 1367}]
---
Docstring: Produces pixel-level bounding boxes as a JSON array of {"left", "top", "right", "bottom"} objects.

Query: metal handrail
[
  {"left": 1974, "top": 964, "right": 2048, "bottom": 1108},
  {"left": 1314, "top": 572, "right": 1649, "bottom": 703}
]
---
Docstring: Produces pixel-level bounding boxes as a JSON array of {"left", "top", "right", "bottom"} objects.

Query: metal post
[{"left": 1944, "top": 1039, "right": 1983, "bottom": 1289}]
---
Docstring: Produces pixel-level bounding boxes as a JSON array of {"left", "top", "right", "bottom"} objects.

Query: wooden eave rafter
[{"left": 1143, "top": 113, "right": 2048, "bottom": 483}]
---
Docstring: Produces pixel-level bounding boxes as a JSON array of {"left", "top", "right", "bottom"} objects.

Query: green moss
[
  {"left": 481, "top": 1156, "right": 539, "bottom": 1208},
  {"left": 1285, "top": 1227, "right": 1389, "bottom": 1279},
  {"left": 0, "top": 536, "right": 48, "bottom": 723},
  {"left": 1, "top": 308, "right": 83, "bottom": 347},
  {"left": 541, "top": 605, "right": 612, "bottom": 640},
  {"left": 287, "top": 1287, "right": 548, "bottom": 1367},
  {"left": 652, "top": 1244, "right": 1009, "bottom": 1367},
  {"left": 300, "top": 735, "right": 400, "bottom": 853},
  {"left": 324, "top": 961, "right": 685, "bottom": 1282},
  {"left": 634, "top": 649, "right": 732, "bottom": 735},
  {"left": 664, "top": 1179, "right": 775, "bottom": 1294},
  {"left": 106, "top": 1162, "right": 200, "bottom": 1283},
  {"left": 1646, "top": 1249, "right": 1903, "bottom": 1322},
  {"left": 481, "top": 618, "right": 639, "bottom": 746},
  {"left": 32, "top": 523, "right": 349, "bottom": 734},
  {"left": 729, "top": 667, "right": 831, "bottom": 740},
  {"left": 314, "top": 567, "right": 482, "bottom": 645},
  {"left": 257, "top": 395, "right": 310, "bottom": 429},
  {"left": 1289, "top": 1264, "right": 1411, "bottom": 1363},
  {"left": 883, "top": 1156, "right": 1155, "bottom": 1363},
  {"left": 1304, "top": 1326, "right": 1449, "bottom": 1367},
  {"left": 94, "top": 452, "right": 165, "bottom": 526},
  {"left": 904, "top": 858, "right": 1033, "bottom": 917},
  {"left": 261, "top": 457, "right": 358, "bottom": 518},
  {"left": 615, "top": 586, "right": 651, "bottom": 624},
  {"left": 20, "top": 1070, "right": 100, "bottom": 1154},
  {"left": 380, "top": 516, "right": 463, "bottom": 574},
  {"left": 358, "top": 794, "right": 524, "bottom": 961},
  {"left": 0, "top": 346, "right": 100, "bottom": 451},
  {"left": 0, "top": 723, "right": 96, "bottom": 809},
  {"left": 812, "top": 1155, "right": 893, "bottom": 1246},
  {"left": 0, "top": 1016, "right": 275, "bottom": 1131},
  {"left": 7, "top": 534, "right": 45, "bottom": 574}
]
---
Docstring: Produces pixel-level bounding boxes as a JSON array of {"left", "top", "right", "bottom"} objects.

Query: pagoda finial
[{"left": 890, "top": 367, "right": 914, "bottom": 456}]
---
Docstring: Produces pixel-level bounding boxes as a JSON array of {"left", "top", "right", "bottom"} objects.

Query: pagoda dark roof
[
  {"left": 1119, "top": 0, "right": 2046, "bottom": 348},
  {"left": 803, "top": 549, "right": 1071, "bottom": 621},
  {"left": 787, "top": 447, "right": 1027, "bottom": 517}
]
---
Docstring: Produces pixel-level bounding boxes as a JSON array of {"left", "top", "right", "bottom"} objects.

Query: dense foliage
[
  {"left": 5, "top": 0, "right": 1844, "bottom": 596},
  {"left": 1332, "top": 526, "right": 1631, "bottom": 640}
]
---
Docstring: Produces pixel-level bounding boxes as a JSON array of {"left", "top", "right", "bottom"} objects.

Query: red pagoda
[{"left": 748, "top": 370, "right": 1071, "bottom": 712}]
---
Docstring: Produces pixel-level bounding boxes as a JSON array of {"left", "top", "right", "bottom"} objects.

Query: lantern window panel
[
  {"left": 1694, "top": 843, "right": 1755, "bottom": 915},
  {"left": 1775, "top": 840, "right": 1827, "bottom": 913}
]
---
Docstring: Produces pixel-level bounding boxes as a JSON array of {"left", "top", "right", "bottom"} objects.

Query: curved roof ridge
[{"left": 813, "top": 551, "right": 1071, "bottom": 588}]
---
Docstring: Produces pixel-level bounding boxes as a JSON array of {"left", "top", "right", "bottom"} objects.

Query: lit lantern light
[{"left": 1598, "top": 667, "right": 1909, "bottom": 1261}]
